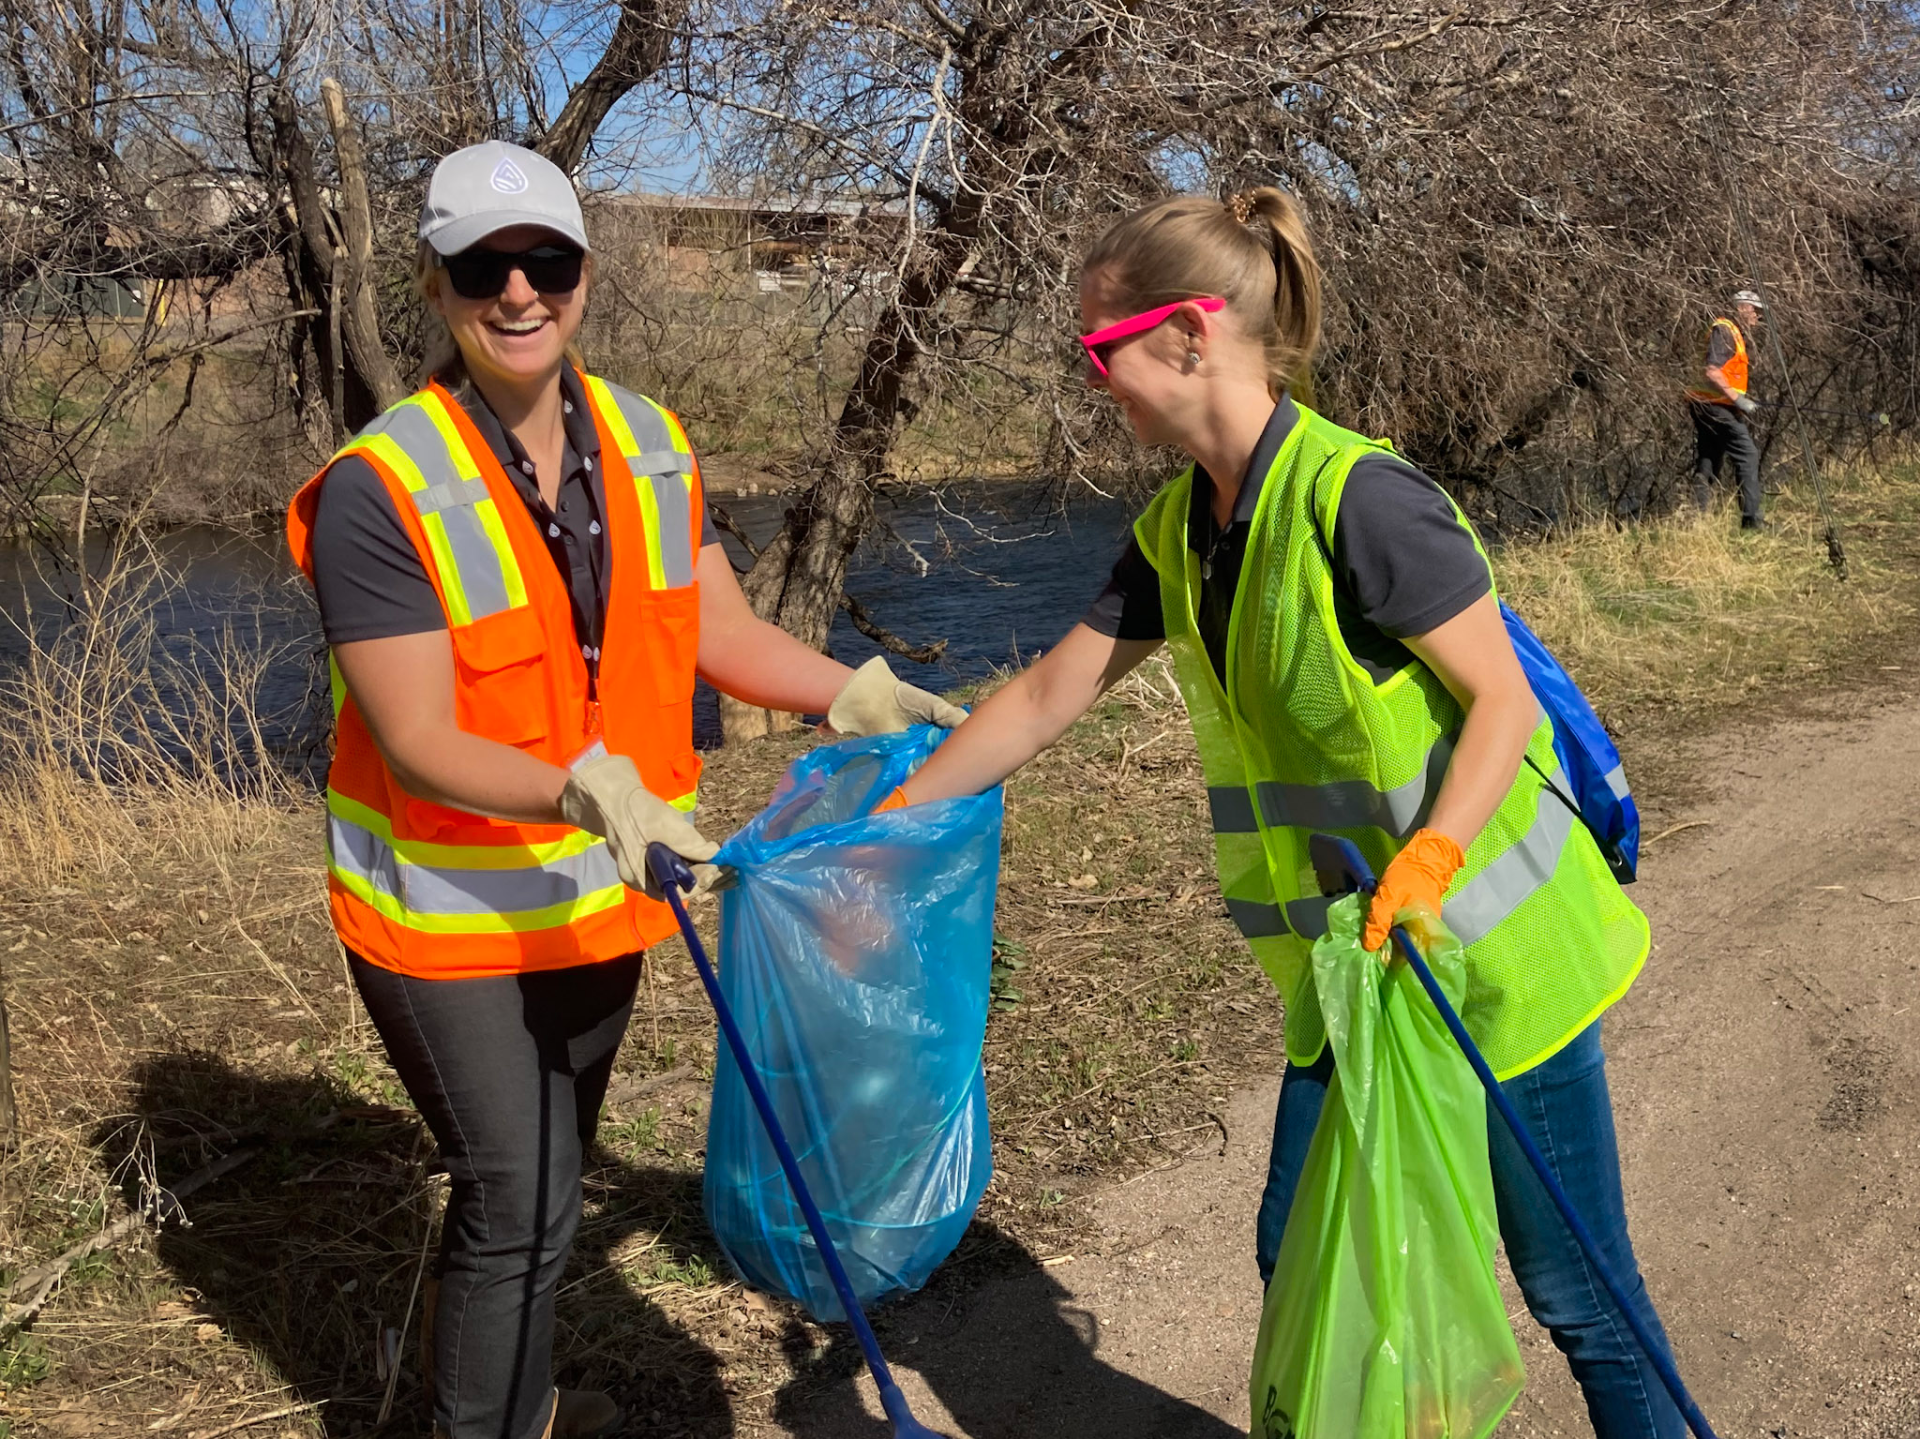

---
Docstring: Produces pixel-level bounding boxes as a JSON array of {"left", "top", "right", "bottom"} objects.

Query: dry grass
[
  {"left": 6, "top": 453, "right": 1920, "bottom": 1435},
  {"left": 1495, "top": 456, "right": 1920, "bottom": 730}
]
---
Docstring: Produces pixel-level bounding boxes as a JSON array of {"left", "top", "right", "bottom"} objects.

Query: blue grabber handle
[
  {"left": 644, "top": 844, "right": 949, "bottom": 1439},
  {"left": 1306, "top": 834, "right": 1720, "bottom": 1439}
]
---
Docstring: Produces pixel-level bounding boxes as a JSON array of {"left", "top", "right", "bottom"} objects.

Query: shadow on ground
[
  {"left": 770, "top": 1225, "right": 1245, "bottom": 1439},
  {"left": 101, "top": 1055, "right": 1237, "bottom": 1439},
  {"left": 100, "top": 1052, "right": 734, "bottom": 1437}
]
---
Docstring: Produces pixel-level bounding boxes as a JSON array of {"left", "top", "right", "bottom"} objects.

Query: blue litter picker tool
[
  {"left": 646, "top": 843, "right": 953, "bottom": 1439},
  {"left": 1307, "top": 833, "right": 1721, "bottom": 1439}
]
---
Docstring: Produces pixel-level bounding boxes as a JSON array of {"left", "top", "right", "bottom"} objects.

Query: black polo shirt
[
  {"left": 308, "top": 369, "right": 718, "bottom": 666},
  {"left": 1082, "top": 398, "right": 1490, "bottom": 683}
]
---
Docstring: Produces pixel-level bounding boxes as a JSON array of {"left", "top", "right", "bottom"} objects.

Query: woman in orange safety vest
[{"left": 286, "top": 140, "right": 961, "bottom": 1439}]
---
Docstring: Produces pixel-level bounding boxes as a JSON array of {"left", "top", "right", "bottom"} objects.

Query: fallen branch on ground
[
  {"left": 189, "top": 1399, "right": 326, "bottom": 1439},
  {"left": 1643, "top": 820, "right": 1714, "bottom": 846},
  {"left": 602, "top": 1063, "right": 695, "bottom": 1111},
  {"left": 1, "top": 1144, "right": 260, "bottom": 1334},
  {"left": 1, "top": 1109, "right": 355, "bottom": 1335}
]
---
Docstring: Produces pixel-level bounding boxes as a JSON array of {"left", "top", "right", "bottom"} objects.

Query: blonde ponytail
[{"left": 1083, "top": 186, "right": 1322, "bottom": 398}]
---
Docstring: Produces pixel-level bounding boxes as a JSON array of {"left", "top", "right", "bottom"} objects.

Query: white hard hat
[{"left": 1732, "top": 289, "right": 1764, "bottom": 310}]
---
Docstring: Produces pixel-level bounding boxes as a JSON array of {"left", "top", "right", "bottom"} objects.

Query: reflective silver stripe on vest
[
  {"left": 633, "top": 449, "right": 688, "bottom": 477},
  {"left": 600, "top": 387, "right": 696, "bottom": 590},
  {"left": 414, "top": 476, "right": 492, "bottom": 515},
  {"left": 328, "top": 812, "right": 620, "bottom": 918},
  {"left": 1226, "top": 896, "right": 1333, "bottom": 942},
  {"left": 649, "top": 463, "right": 694, "bottom": 588},
  {"left": 1226, "top": 897, "right": 1287, "bottom": 939},
  {"left": 1251, "top": 733, "right": 1455, "bottom": 838},
  {"left": 1209, "top": 786, "right": 1258, "bottom": 834},
  {"left": 1603, "top": 763, "right": 1630, "bottom": 801},
  {"left": 1206, "top": 737, "right": 1450, "bottom": 837},
  {"left": 362, "top": 400, "right": 515, "bottom": 621},
  {"left": 1284, "top": 896, "right": 1332, "bottom": 940},
  {"left": 1445, "top": 770, "right": 1579, "bottom": 947}
]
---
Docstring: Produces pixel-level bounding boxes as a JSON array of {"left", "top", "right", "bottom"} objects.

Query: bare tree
[
  {"left": 0, "top": 0, "right": 692, "bottom": 535},
  {"left": 679, "top": 2, "right": 1509, "bottom": 737},
  {"left": 673, "top": 0, "right": 1920, "bottom": 743}
]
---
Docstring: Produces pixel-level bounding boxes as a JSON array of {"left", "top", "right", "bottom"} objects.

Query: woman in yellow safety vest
[
  {"left": 288, "top": 140, "right": 962, "bottom": 1439},
  {"left": 891, "top": 190, "right": 1685, "bottom": 1439}
]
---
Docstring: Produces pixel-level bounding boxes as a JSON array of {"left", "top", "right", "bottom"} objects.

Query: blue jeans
[{"left": 1254, "top": 1022, "right": 1686, "bottom": 1439}]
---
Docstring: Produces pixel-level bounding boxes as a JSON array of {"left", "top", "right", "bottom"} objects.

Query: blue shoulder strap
[
  {"left": 1501, "top": 603, "right": 1639, "bottom": 883},
  {"left": 1306, "top": 451, "right": 1638, "bottom": 882}
]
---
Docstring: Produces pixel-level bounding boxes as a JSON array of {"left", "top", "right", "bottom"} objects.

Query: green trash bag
[{"left": 1249, "top": 894, "right": 1524, "bottom": 1439}]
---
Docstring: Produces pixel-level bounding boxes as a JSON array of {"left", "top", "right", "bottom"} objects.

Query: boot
[{"left": 552, "top": 1388, "right": 621, "bottom": 1439}]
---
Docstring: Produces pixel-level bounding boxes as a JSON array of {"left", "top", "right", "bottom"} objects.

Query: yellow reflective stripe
[
  {"left": 414, "top": 392, "right": 482, "bottom": 480},
  {"left": 329, "top": 654, "right": 346, "bottom": 719},
  {"left": 670, "top": 789, "right": 698, "bottom": 813},
  {"left": 413, "top": 391, "right": 530, "bottom": 613},
  {"left": 332, "top": 863, "right": 629, "bottom": 935},
  {"left": 636, "top": 471, "right": 668, "bottom": 589},
  {"left": 642, "top": 397, "right": 697, "bottom": 587},
  {"left": 585, "top": 375, "right": 640, "bottom": 456},
  {"left": 644, "top": 395, "right": 695, "bottom": 459},
  {"left": 338, "top": 396, "right": 529, "bottom": 624},
  {"left": 590, "top": 376, "right": 669, "bottom": 588},
  {"left": 347, "top": 430, "right": 479, "bottom": 627},
  {"left": 469, "top": 495, "right": 530, "bottom": 609},
  {"left": 327, "top": 789, "right": 599, "bottom": 869}
]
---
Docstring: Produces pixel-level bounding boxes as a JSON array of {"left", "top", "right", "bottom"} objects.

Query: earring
[{"left": 1186, "top": 350, "right": 1201, "bottom": 367}]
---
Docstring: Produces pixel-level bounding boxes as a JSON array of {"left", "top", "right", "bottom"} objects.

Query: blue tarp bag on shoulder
[
  {"left": 1500, "top": 602, "right": 1639, "bottom": 883},
  {"left": 704, "top": 727, "right": 1002, "bottom": 1321}
]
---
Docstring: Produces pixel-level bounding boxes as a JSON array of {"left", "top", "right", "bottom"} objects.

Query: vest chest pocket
[
  {"left": 637, "top": 585, "right": 699, "bottom": 706},
  {"left": 450, "top": 605, "right": 552, "bottom": 748}
]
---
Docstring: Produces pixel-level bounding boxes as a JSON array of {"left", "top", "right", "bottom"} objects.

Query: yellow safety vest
[{"left": 1133, "top": 403, "right": 1649, "bottom": 1078}]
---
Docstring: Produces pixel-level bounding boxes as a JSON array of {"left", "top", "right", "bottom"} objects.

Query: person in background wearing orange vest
[
  {"left": 1684, "top": 289, "right": 1765, "bottom": 530},
  {"left": 286, "top": 141, "right": 963, "bottom": 1439}
]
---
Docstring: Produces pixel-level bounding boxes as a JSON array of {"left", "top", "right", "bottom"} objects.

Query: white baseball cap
[{"left": 419, "top": 141, "right": 589, "bottom": 256}]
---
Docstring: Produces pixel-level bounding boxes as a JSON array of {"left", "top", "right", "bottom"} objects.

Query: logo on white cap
[{"left": 491, "top": 158, "right": 529, "bottom": 195}]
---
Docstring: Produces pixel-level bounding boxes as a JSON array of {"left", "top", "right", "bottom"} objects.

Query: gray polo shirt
[
  {"left": 308, "top": 370, "right": 718, "bottom": 670},
  {"left": 1082, "top": 397, "right": 1491, "bottom": 683}
]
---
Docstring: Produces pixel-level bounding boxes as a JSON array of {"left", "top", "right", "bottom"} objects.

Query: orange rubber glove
[
  {"left": 873, "top": 786, "right": 910, "bottom": 814},
  {"left": 1363, "top": 828, "right": 1465, "bottom": 953}
]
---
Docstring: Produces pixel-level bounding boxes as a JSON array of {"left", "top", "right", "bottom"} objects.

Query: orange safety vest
[
  {"left": 1685, "top": 318, "right": 1749, "bottom": 405},
  {"left": 286, "top": 372, "right": 705, "bottom": 980}
]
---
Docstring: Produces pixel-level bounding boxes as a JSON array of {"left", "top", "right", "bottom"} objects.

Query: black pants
[
  {"left": 1689, "top": 400, "right": 1762, "bottom": 525},
  {"left": 350, "top": 953, "right": 643, "bottom": 1439}
]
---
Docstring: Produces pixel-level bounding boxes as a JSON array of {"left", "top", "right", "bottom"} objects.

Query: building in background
[{"left": 598, "top": 193, "right": 909, "bottom": 293}]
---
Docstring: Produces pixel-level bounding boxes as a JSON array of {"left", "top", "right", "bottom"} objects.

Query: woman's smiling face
[{"left": 428, "top": 224, "right": 589, "bottom": 393}]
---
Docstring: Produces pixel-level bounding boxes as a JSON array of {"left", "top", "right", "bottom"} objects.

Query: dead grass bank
[{"left": 4, "top": 456, "right": 1920, "bottom": 1435}]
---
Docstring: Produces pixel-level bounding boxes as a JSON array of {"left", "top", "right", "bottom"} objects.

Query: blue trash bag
[{"left": 703, "top": 726, "right": 1003, "bottom": 1321}]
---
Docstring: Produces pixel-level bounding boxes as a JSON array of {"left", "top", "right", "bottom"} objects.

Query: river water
[{"left": 0, "top": 483, "right": 1137, "bottom": 779}]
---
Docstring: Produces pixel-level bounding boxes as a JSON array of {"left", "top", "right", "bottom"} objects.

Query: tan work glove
[
  {"left": 824, "top": 656, "right": 968, "bottom": 737},
  {"left": 559, "top": 753, "right": 724, "bottom": 901}
]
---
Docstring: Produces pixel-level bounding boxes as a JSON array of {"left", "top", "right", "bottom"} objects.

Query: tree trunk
[
  {"left": 719, "top": 224, "right": 984, "bottom": 741},
  {"left": 320, "top": 79, "right": 406, "bottom": 419},
  {"left": 269, "top": 83, "right": 389, "bottom": 438}
]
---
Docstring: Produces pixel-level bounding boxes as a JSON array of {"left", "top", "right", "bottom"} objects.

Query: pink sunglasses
[{"left": 1079, "top": 295, "right": 1227, "bottom": 377}]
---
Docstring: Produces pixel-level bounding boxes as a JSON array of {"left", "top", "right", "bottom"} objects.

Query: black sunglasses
[{"left": 439, "top": 244, "right": 585, "bottom": 301}]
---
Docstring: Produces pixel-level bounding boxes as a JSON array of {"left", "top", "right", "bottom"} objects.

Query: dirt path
[{"left": 760, "top": 685, "right": 1920, "bottom": 1439}]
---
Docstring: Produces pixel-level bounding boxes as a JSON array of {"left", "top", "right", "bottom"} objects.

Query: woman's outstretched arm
[{"left": 898, "top": 624, "right": 1163, "bottom": 803}]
